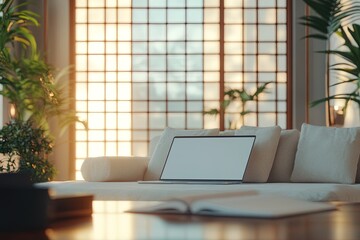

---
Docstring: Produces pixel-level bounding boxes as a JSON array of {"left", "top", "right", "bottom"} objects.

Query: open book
[{"left": 127, "top": 191, "right": 336, "bottom": 218}]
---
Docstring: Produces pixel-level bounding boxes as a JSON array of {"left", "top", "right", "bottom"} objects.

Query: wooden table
[{"left": 2, "top": 201, "right": 360, "bottom": 240}]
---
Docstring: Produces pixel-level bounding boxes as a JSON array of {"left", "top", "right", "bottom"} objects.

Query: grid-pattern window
[
  {"left": 223, "top": 0, "right": 288, "bottom": 127},
  {"left": 72, "top": 0, "right": 291, "bottom": 179}
]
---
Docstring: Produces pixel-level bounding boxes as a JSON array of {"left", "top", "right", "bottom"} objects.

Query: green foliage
[
  {"left": 204, "top": 82, "right": 272, "bottom": 129},
  {"left": 0, "top": 0, "right": 39, "bottom": 57},
  {"left": 0, "top": 120, "right": 55, "bottom": 183},
  {"left": 311, "top": 24, "right": 360, "bottom": 110},
  {"left": 0, "top": 0, "right": 86, "bottom": 182},
  {"left": 0, "top": 0, "right": 86, "bottom": 133},
  {"left": 301, "top": 0, "right": 360, "bottom": 41},
  {"left": 302, "top": 0, "right": 360, "bottom": 116}
]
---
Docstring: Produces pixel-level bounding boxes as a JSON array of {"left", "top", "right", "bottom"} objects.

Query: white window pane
[
  {"left": 149, "top": 55, "right": 166, "bottom": 71},
  {"left": 204, "top": 24, "right": 219, "bottom": 40},
  {"left": 168, "top": 9, "right": 186, "bottom": 23},
  {"left": 187, "top": 0, "right": 203, "bottom": 7},
  {"left": 258, "top": 0, "right": 276, "bottom": 8},
  {"left": 133, "top": 0, "right": 147, "bottom": 7},
  {"left": 187, "top": 9, "right": 203, "bottom": 23},
  {"left": 168, "top": 0, "right": 185, "bottom": 7},
  {"left": 225, "top": 25, "right": 242, "bottom": 41},
  {"left": 149, "top": 0, "right": 166, "bottom": 7},
  {"left": 89, "top": 9, "right": 104, "bottom": 23},
  {"left": 258, "top": 25, "right": 276, "bottom": 41},
  {"left": 187, "top": 55, "right": 203, "bottom": 71},
  {"left": 259, "top": 9, "right": 276, "bottom": 24},
  {"left": 258, "top": 55, "right": 276, "bottom": 71},
  {"left": 225, "top": 9, "right": 242, "bottom": 24},
  {"left": 225, "top": 55, "right": 242, "bottom": 72},
  {"left": 168, "top": 24, "right": 186, "bottom": 41},
  {"left": 167, "top": 55, "right": 186, "bottom": 71},
  {"left": 149, "top": 25, "right": 167, "bottom": 41},
  {"left": 132, "top": 55, "right": 148, "bottom": 71},
  {"left": 132, "top": 24, "right": 148, "bottom": 40},
  {"left": 149, "top": 9, "right": 166, "bottom": 23},
  {"left": 132, "top": 9, "right": 147, "bottom": 23},
  {"left": 88, "top": 24, "right": 105, "bottom": 41},
  {"left": 204, "top": 55, "right": 219, "bottom": 71}
]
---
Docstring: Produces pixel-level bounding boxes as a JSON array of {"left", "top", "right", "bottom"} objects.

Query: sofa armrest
[{"left": 81, "top": 156, "right": 149, "bottom": 182}]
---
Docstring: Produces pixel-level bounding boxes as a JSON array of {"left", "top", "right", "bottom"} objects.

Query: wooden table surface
[{"left": 2, "top": 201, "right": 360, "bottom": 240}]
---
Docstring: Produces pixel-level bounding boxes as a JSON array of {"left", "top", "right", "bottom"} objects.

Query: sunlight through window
[{"left": 73, "top": 0, "right": 289, "bottom": 179}]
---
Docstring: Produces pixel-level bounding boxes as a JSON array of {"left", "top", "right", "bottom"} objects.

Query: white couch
[{"left": 38, "top": 124, "right": 360, "bottom": 202}]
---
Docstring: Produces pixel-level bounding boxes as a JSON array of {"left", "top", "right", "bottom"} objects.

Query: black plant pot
[{"left": 0, "top": 173, "right": 50, "bottom": 232}]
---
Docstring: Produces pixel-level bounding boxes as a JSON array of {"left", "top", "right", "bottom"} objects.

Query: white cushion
[
  {"left": 235, "top": 126, "right": 281, "bottom": 182},
  {"left": 268, "top": 129, "right": 300, "bottom": 182},
  {"left": 81, "top": 156, "right": 149, "bottom": 182},
  {"left": 144, "top": 127, "right": 219, "bottom": 180},
  {"left": 219, "top": 130, "right": 235, "bottom": 136},
  {"left": 149, "top": 135, "right": 161, "bottom": 156},
  {"left": 291, "top": 124, "right": 360, "bottom": 184}
]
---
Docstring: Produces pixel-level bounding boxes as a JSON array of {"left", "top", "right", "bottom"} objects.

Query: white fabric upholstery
[
  {"left": 235, "top": 126, "right": 281, "bottom": 182},
  {"left": 148, "top": 135, "right": 161, "bottom": 156},
  {"left": 144, "top": 127, "right": 219, "bottom": 180},
  {"left": 291, "top": 124, "right": 360, "bottom": 184},
  {"left": 219, "top": 130, "right": 235, "bottom": 136},
  {"left": 81, "top": 156, "right": 149, "bottom": 182},
  {"left": 50, "top": 126, "right": 360, "bottom": 202},
  {"left": 37, "top": 181, "right": 360, "bottom": 202},
  {"left": 268, "top": 129, "right": 300, "bottom": 182}
]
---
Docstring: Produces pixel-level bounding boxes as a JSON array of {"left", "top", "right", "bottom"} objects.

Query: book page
[
  {"left": 128, "top": 192, "right": 336, "bottom": 218},
  {"left": 127, "top": 191, "right": 257, "bottom": 214},
  {"left": 127, "top": 200, "right": 189, "bottom": 214},
  {"left": 190, "top": 194, "right": 336, "bottom": 218},
  {"left": 175, "top": 190, "right": 258, "bottom": 206}
]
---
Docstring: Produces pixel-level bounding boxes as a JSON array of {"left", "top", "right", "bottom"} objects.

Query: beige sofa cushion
[
  {"left": 291, "top": 124, "right": 360, "bottom": 184},
  {"left": 268, "top": 129, "right": 300, "bottom": 182},
  {"left": 235, "top": 126, "right": 281, "bottom": 182},
  {"left": 81, "top": 156, "right": 149, "bottom": 182},
  {"left": 144, "top": 127, "right": 219, "bottom": 180}
]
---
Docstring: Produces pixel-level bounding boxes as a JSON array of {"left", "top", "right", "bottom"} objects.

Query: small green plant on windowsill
[{"left": 204, "top": 82, "right": 272, "bottom": 129}]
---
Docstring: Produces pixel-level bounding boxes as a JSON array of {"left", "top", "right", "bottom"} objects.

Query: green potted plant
[
  {"left": 312, "top": 24, "right": 360, "bottom": 113},
  {"left": 204, "top": 82, "right": 272, "bottom": 129},
  {"left": 301, "top": 0, "right": 360, "bottom": 124},
  {"left": 0, "top": 0, "right": 84, "bottom": 182},
  {"left": 0, "top": 120, "right": 55, "bottom": 182}
]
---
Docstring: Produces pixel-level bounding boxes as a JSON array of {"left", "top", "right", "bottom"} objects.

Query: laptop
[{"left": 139, "top": 135, "right": 256, "bottom": 184}]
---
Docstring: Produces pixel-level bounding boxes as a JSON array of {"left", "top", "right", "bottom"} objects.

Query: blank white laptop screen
[{"left": 159, "top": 136, "right": 255, "bottom": 182}]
